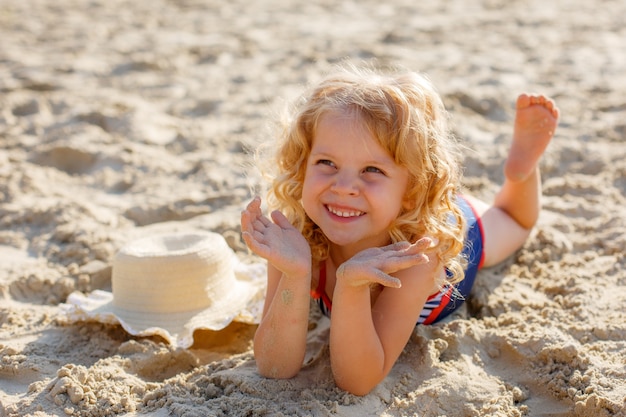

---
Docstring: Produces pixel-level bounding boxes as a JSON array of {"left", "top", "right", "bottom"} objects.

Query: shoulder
[
  {"left": 372, "top": 257, "right": 444, "bottom": 310},
  {"left": 394, "top": 257, "right": 444, "bottom": 296},
  {"left": 371, "top": 262, "right": 444, "bottom": 329}
]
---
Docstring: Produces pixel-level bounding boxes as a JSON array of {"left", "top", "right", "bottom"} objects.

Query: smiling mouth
[{"left": 326, "top": 205, "right": 364, "bottom": 218}]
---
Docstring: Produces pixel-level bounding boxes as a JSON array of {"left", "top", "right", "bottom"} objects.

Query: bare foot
[{"left": 504, "top": 94, "right": 560, "bottom": 182}]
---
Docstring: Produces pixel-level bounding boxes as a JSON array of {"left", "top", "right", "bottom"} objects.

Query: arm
[
  {"left": 241, "top": 197, "right": 312, "bottom": 378},
  {"left": 253, "top": 263, "right": 311, "bottom": 378},
  {"left": 328, "top": 240, "right": 440, "bottom": 395}
]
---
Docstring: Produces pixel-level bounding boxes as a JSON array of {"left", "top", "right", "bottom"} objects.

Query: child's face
[{"left": 302, "top": 111, "right": 410, "bottom": 254}]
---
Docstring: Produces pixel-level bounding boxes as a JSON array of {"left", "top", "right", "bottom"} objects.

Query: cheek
[
  {"left": 301, "top": 174, "right": 316, "bottom": 212},
  {"left": 301, "top": 191, "right": 320, "bottom": 228},
  {"left": 302, "top": 169, "right": 324, "bottom": 196},
  {"left": 301, "top": 172, "right": 330, "bottom": 221},
  {"left": 301, "top": 171, "right": 311, "bottom": 198}
]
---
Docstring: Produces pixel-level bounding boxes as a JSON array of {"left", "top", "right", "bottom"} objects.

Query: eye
[
  {"left": 316, "top": 159, "right": 335, "bottom": 168},
  {"left": 364, "top": 166, "right": 385, "bottom": 175}
]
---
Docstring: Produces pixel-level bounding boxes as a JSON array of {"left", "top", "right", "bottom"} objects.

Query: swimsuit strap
[
  {"left": 310, "top": 260, "right": 333, "bottom": 313},
  {"left": 318, "top": 261, "right": 327, "bottom": 295}
]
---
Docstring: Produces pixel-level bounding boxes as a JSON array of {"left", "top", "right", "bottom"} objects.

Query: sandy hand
[
  {"left": 336, "top": 238, "right": 432, "bottom": 288},
  {"left": 504, "top": 93, "right": 560, "bottom": 182},
  {"left": 241, "top": 197, "right": 311, "bottom": 277}
]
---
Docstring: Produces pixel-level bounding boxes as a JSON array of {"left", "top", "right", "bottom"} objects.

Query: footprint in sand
[{"left": 32, "top": 146, "right": 98, "bottom": 175}]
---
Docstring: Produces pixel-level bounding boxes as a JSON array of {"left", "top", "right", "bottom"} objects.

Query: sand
[{"left": 1, "top": 0, "right": 625, "bottom": 416}]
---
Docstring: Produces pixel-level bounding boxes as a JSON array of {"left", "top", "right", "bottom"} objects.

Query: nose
[{"left": 330, "top": 170, "right": 359, "bottom": 196}]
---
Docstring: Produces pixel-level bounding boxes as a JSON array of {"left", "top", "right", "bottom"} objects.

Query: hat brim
[{"left": 63, "top": 262, "right": 266, "bottom": 348}]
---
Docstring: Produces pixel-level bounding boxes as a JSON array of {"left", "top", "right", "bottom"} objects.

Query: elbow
[
  {"left": 334, "top": 374, "right": 379, "bottom": 397},
  {"left": 330, "top": 356, "right": 386, "bottom": 396},
  {"left": 255, "top": 360, "right": 300, "bottom": 380},
  {"left": 253, "top": 343, "right": 302, "bottom": 380},
  {"left": 339, "top": 385, "right": 374, "bottom": 397}
]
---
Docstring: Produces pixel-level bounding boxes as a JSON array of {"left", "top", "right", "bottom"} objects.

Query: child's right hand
[
  {"left": 241, "top": 197, "right": 312, "bottom": 278},
  {"left": 336, "top": 238, "right": 432, "bottom": 288}
]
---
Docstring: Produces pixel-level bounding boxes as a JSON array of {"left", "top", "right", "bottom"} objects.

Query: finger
[
  {"left": 241, "top": 231, "right": 271, "bottom": 259},
  {"left": 270, "top": 210, "right": 295, "bottom": 230},
  {"left": 255, "top": 213, "right": 271, "bottom": 228},
  {"left": 397, "top": 238, "right": 436, "bottom": 255},
  {"left": 380, "top": 240, "right": 431, "bottom": 257},
  {"left": 371, "top": 270, "right": 402, "bottom": 288},
  {"left": 383, "top": 241, "right": 412, "bottom": 252},
  {"left": 244, "top": 203, "right": 271, "bottom": 229},
  {"left": 250, "top": 198, "right": 273, "bottom": 227},
  {"left": 242, "top": 209, "right": 267, "bottom": 233},
  {"left": 243, "top": 198, "right": 265, "bottom": 224},
  {"left": 380, "top": 240, "right": 427, "bottom": 257},
  {"left": 413, "top": 237, "right": 434, "bottom": 251},
  {"left": 344, "top": 272, "right": 402, "bottom": 289},
  {"left": 379, "top": 253, "right": 430, "bottom": 274},
  {"left": 240, "top": 209, "right": 255, "bottom": 233},
  {"left": 245, "top": 196, "right": 262, "bottom": 212},
  {"left": 338, "top": 262, "right": 403, "bottom": 289}
]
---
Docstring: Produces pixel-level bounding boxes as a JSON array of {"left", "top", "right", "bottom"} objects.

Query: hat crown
[{"left": 112, "top": 232, "right": 235, "bottom": 313}]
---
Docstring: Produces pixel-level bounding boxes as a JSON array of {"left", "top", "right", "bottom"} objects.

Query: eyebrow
[
  {"left": 311, "top": 148, "right": 397, "bottom": 170},
  {"left": 310, "top": 132, "right": 398, "bottom": 168}
]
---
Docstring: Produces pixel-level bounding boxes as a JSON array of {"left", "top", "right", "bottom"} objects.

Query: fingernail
[{"left": 416, "top": 237, "right": 433, "bottom": 247}]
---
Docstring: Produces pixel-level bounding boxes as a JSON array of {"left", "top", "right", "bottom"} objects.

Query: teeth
[{"left": 327, "top": 206, "right": 363, "bottom": 218}]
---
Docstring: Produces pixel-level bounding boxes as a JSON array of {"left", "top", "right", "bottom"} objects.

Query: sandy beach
[{"left": 1, "top": 0, "right": 625, "bottom": 416}]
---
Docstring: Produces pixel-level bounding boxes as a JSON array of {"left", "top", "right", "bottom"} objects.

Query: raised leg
[
  {"left": 468, "top": 94, "right": 559, "bottom": 267},
  {"left": 504, "top": 94, "right": 559, "bottom": 183}
]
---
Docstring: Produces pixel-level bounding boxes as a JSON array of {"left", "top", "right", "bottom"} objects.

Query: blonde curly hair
[{"left": 257, "top": 64, "right": 467, "bottom": 285}]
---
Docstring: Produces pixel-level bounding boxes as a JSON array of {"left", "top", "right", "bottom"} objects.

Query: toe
[{"left": 516, "top": 93, "right": 531, "bottom": 109}]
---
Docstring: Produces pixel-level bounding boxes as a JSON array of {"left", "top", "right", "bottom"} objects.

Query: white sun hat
[{"left": 63, "top": 232, "right": 265, "bottom": 348}]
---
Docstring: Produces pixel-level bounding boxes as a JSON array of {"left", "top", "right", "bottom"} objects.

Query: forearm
[
  {"left": 328, "top": 286, "right": 388, "bottom": 395},
  {"left": 253, "top": 271, "right": 311, "bottom": 379}
]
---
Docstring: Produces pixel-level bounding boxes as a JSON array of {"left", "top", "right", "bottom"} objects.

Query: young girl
[{"left": 240, "top": 65, "right": 559, "bottom": 395}]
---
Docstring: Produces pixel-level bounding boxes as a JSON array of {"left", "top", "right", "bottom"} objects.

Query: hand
[
  {"left": 241, "top": 197, "right": 312, "bottom": 277},
  {"left": 336, "top": 239, "right": 433, "bottom": 288}
]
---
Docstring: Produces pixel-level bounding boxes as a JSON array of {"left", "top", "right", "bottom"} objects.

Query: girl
[{"left": 241, "top": 64, "right": 559, "bottom": 395}]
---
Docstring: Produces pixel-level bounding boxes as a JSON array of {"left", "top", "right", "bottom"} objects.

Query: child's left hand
[{"left": 336, "top": 238, "right": 432, "bottom": 288}]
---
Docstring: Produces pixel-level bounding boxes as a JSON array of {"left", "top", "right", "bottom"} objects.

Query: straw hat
[{"left": 63, "top": 232, "right": 265, "bottom": 348}]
